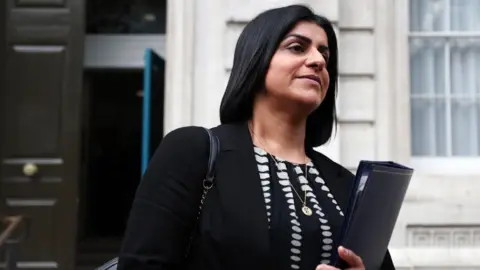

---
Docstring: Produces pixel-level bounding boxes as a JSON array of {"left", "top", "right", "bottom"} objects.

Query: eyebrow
[{"left": 284, "top": 33, "right": 329, "bottom": 51}]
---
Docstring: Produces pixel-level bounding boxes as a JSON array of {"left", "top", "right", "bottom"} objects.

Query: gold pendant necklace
[
  {"left": 275, "top": 157, "right": 311, "bottom": 217},
  {"left": 302, "top": 205, "right": 313, "bottom": 216},
  {"left": 299, "top": 162, "right": 313, "bottom": 216},
  {"left": 249, "top": 123, "right": 312, "bottom": 216},
  {"left": 300, "top": 164, "right": 313, "bottom": 216}
]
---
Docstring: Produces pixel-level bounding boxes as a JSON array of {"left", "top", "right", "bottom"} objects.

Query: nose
[{"left": 305, "top": 49, "right": 326, "bottom": 71}]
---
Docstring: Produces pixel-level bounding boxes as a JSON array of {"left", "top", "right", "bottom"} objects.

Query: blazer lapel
[{"left": 212, "top": 122, "right": 273, "bottom": 269}]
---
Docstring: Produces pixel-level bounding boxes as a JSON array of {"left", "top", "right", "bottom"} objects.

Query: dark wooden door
[{"left": 0, "top": 0, "right": 85, "bottom": 269}]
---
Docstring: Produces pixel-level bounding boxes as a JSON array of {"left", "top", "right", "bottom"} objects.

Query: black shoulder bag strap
[
  {"left": 96, "top": 128, "right": 219, "bottom": 270},
  {"left": 183, "top": 127, "right": 220, "bottom": 259}
]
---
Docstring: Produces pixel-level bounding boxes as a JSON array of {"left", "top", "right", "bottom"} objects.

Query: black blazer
[{"left": 118, "top": 122, "right": 395, "bottom": 270}]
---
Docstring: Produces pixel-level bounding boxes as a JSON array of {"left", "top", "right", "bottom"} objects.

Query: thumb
[
  {"left": 338, "top": 246, "right": 363, "bottom": 267},
  {"left": 315, "top": 264, "right": 339, "bottom": 270}
]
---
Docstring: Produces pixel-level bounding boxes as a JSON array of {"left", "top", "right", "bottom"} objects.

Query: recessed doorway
[
  {"left": 76, "top": 0, "right": 167, "bottom": 268},
  {"left": 77, "top": 67, "right": 165, "bottom": 268}
]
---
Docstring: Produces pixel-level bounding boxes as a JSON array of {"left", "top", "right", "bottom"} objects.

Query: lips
[{"left": 297, "top": 75, "right": 321, "bottom": 85}]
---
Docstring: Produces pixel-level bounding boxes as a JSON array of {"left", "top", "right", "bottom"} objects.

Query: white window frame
[{"left": 394, "top": 0, "right": 480, "bottom": 176}]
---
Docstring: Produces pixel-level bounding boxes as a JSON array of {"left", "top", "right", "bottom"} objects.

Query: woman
[{"left": 118, "top": 4, "right": 395, "bottom": 270}]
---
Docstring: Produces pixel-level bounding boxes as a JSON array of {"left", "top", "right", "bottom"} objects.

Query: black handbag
[{"left": 96, "top": 128, "right": 220, "bottom": 270}]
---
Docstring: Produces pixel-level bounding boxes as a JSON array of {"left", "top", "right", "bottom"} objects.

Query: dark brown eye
[
  {"left": 318, "top": 45, "right": 330, "bottom": 63},
  {"left": 287, "top": 44, "right": 305, "bottom": 53},
  {"left": 322, "top": 53, "right": 330, "bottom": 63}
]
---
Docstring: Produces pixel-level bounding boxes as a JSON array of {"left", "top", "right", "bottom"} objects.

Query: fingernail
[{"left": 339, "top": 246, "right": 349, "bottom": 254}]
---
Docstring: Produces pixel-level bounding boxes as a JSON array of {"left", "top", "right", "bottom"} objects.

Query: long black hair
[{"left": 219, "top": 4, "right": 338, "bottom": 148}]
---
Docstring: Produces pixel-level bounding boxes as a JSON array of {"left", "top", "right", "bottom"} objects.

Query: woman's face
[{"left": 264, "top": 21, "right": 330, "bottom": 112}]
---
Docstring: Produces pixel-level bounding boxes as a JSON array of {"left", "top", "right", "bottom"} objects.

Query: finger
[
  {"left": 315, "top": 264, "right": 339, "bottom": 270},
  {"left": 338, "top": 246, "right": 363, "bottom": 267}
]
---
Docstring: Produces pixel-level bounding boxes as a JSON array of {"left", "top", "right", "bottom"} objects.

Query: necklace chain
[
  {"left": 270, "top": 154, "right": 308, "bottom": 204},
  {"left": 249, "top": 123, "right": 313, "bottom": 216}
]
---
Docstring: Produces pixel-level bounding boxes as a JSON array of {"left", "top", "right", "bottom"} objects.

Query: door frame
[
  {"left": 81, "top": 0, "right": 196, "bottom": 137},
  {"left": 0, "top": 0, "right": 5, "bottom": 197}
]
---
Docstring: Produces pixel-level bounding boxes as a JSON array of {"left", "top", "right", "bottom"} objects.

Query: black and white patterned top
[{"left": 254, "top": 146, "right": 344, "bottom": 270}]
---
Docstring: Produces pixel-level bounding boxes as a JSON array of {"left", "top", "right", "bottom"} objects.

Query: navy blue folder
[{"left": 332, "top": 161, "right": 414, "bottom": 269}]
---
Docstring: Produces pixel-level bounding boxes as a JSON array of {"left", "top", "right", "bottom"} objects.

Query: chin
[
  {"left": 291, "top": 95, "right": 323, "bottom": 112},
  {"left": 295, "top": 90, "right": 323, "bottom": 104}
]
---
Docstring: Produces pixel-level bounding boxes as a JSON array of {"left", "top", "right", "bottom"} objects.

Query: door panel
[
  {"left": 16, "top": 0, "right": 65, "bottom": 7},
  {"left": 4, "top": 198, "right": 57, "bottom": 262},
  {"left": 4, "top": 45, "right": 65, "bottom": 158},
  {"left": 1, "top": 0, "right": 85, "bottom": 269},
  {"left": 141, "top": 48, "right": 165, "bottom": 175}
]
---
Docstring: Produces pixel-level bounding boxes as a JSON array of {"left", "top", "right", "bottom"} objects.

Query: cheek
[
  {"left": 323, "top": 73, "right": 330, "bottom": 92},
  {"left": 266, "top": 63, "right": 294, "bottom": 90},
  {"left": 265, "top": 69, "right": 281, "bottom": 92}
]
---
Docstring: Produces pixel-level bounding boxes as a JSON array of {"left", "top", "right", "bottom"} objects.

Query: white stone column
[
  {"left": 164, "top": 0, "right": 196, "bottom": 134},
  {"left": 191, "top": 0, "right": 227, "bottom": 128}
]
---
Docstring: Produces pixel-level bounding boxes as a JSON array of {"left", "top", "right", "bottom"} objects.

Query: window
[
  {"left": 409, "top": 0, "right": 480, "bottom": 157},
  {"left": 86, "top": 0, "right": 166, "bottom": 34}
]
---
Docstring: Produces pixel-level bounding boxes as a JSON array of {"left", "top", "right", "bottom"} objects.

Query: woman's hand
[{"left": 315, "top": 246, "right": 365, "bottom": 270}]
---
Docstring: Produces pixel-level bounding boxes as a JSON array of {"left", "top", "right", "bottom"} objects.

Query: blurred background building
[{"left": 0, "top": 0, "right": 479, "bottom": 269}]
